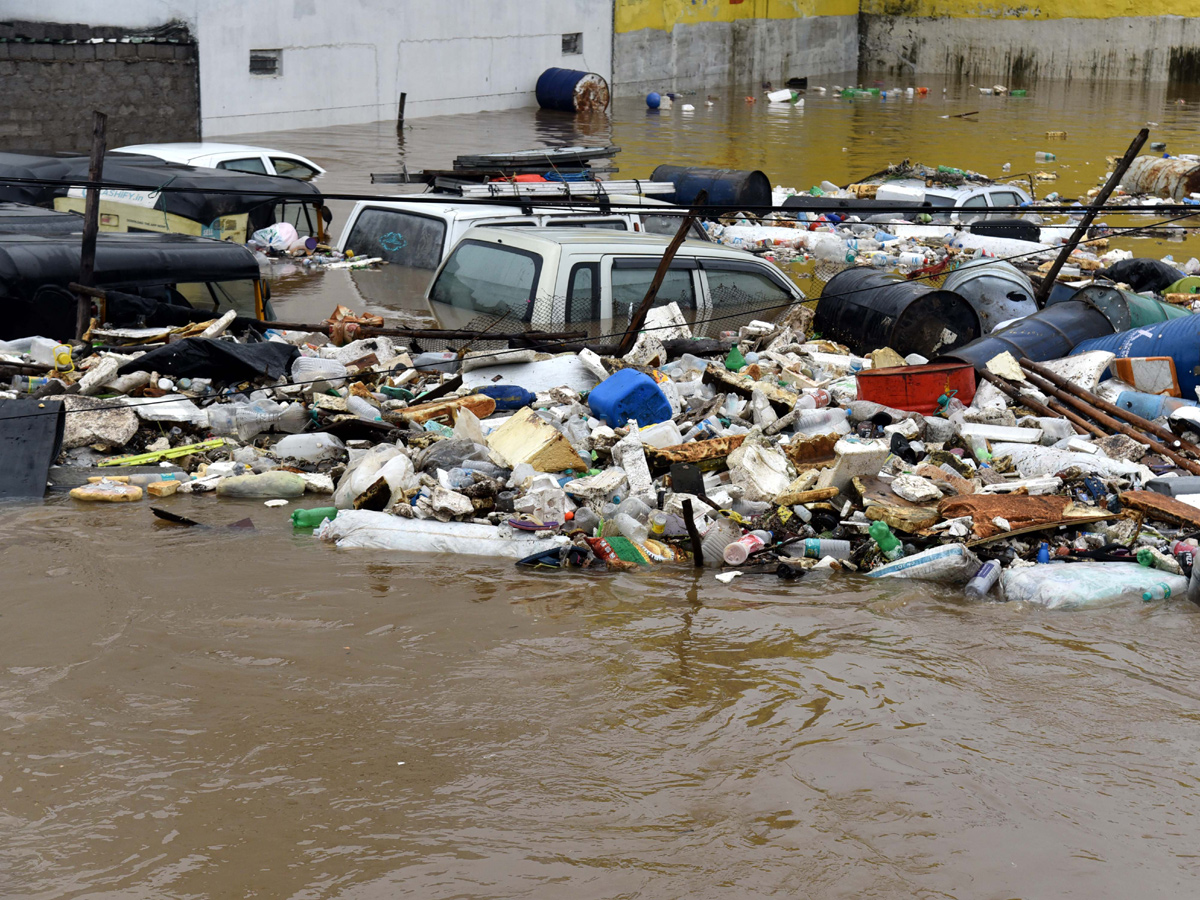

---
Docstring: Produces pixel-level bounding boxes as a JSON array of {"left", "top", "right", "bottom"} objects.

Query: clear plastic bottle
[
  {"left": 1142, "top": 582, "right": 1172, "bottom": 602},
  {"left": 1035, "top": 151, "right": 1056, "bottom": 162},
  {"left": 614, "top": 512, "right": 649, "bottom": 545},
  {"left": 617, "top": 496, "right": 653, "bottom": 523},
  {"left": 796, "top": 389, "right": 831, "bottom": 410},
  {"left": 571, "top": 507, "right": 601, "bottom": 536},
  {"left": 347, "top": 394, "right": 381, "bottom": 422},
  {"left": 701, "top": 516, "right": 743, "bottom": 567},
  {"left": 793, "top": 408, "right": 851, "bottom": 437},
  {"left": 724, "top": 529, "right": 773, "bottom": 565},
  {"left": 803, "top": 538, "right": 852, "bottom": 560},
  {"left": 963, "top": 560, "right": 1001, "bottom": 599}
]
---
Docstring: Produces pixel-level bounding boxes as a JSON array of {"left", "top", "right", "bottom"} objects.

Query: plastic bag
[
  {"left": 318, "top": 510, "right": 568, "bottom": 559},
  {"left": 249, "top": 222, "right": 300, "bottom": 252},
  {"left": 1000, "top": 562, "right": 1188, "bottom": 609},
  {"left": 868, "top": 543, "right": 981, "bottom": 584}
]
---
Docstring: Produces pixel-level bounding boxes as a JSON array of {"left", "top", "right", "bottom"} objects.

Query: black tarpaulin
[
  {"left": 0, "top": 398, "right": 65, "bottom": 499},
  {"left": 116, "top": 338, "right": 298, "bottom": 382}
]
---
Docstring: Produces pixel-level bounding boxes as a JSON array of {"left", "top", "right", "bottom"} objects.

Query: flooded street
[{"left": 6, "top": 74, "right": 1200, "bottom": 898}]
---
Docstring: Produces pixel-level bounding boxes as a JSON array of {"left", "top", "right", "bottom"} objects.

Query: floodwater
[{"left": 5, "top": 74, "right": 1200, "bottom": 899}]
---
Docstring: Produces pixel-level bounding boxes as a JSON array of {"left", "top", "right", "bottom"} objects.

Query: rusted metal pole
[
  {"left": 76, "top": 110, "right": 107, "bottom": 337},
  {"left": 616, "top": 189, "right": 708, "bottom": 357},
  {"left": 1034, "top": 127, "right": 1148, "bottom": 307},
  {"left": 1018, "top": 364, "right": 1200, "bottom": 475},
  {"left": 977, "top": 369, "right": 1087, "bottom": 435},
  {"left": 1022, "top": 357, "right": 1200, "bottom": 457}
]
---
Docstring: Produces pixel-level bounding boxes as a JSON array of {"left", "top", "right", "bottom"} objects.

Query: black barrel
[
  {"left": 815, "top": 268, "right": 981, "bottom": 358},
  {"left": 943, "top": 297, "right": 1119, "bottom": 370},
  {"left": 969, "top": 218, "right": 1041, "bottom": 243},
  {"left": 650, "top": 165, "right": 771, "bottom": 209},
  {"left": 535, "top": 68, "right": 610, "bottom": 113}
]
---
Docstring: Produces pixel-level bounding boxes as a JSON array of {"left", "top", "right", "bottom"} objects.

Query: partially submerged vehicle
[
  {"left": 0, "top": 232, "right": 272, "bottom": 341},
  {"left": 426, "top": 227, "right": 804, "bottom": 336},
  {"left": 0, "top": 202, "right": 83, "bottom": 235},
  {"left": 0, "top": 152, "right": 329, "bottom": 245},
  {"left": 113, "top": 142, "right": 325, "bottom": 181}
]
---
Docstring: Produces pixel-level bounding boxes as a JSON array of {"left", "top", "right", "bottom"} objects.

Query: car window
[
  {"left": 611, "top": 265, "right": 696, "bottom": 323},
  {"left": 988, "top": 190, "right": 1022, "bottom": 208},
  {"left": 176, "top": 280, "right": 259, "bottom": 317},
  {"left": 544, "top": 219, "right": 628, "bottom": 231},
  {"left": 961, "top": 195, "right": 988, "bottom": 209},
  {"left": 565, "top": 262, "right": 599, "bottom": 322},
  {"left": 639, "top": 214, "right": 708, "bottom": 240},
  {"left": 270, "top": 157, "right": 320, "bottom": 181},
  {"left": 217, "top": 157, "right": 268, "bottom": 175},
  {"left": 924, "top": 195, "right": 956, "bottom": 208},
  {"left": 429, "top": 239, "right": 541, "bottom": 323},
  {"left": 705, "top": 267, "right": 793, "bottom": 312},
  {"left": 344, "top": 208, "right": 447, "bottom": 269}
]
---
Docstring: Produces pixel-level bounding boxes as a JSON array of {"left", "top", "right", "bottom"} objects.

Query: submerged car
[
  {"left": 114, "top": 143, "right": 325, "bottom": 181},
  {"left": 0, "top": 232, "right": 272, "bottom": 341},
  {"left": 425, "top": 227, "right": 804, "bottom": 336},
  {"left": 0, "top": 151, "right": 329, "bottom": 245}
]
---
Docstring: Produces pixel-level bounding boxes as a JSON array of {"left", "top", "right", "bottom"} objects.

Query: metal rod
[
  {"left": 978, "top": 369, "right": 1088, "bottom": 435},
  {"left": 1034, "top": 127, "right": 1148, "bottom": 307},
  {"left": 616, "top": 189, "right": 708, "bottom": 357},
  {"left": 1021, "top": 357, "right": 1200, "bottom": 457},
  {"left": 1018, "top": 363, "right": 1200, "bottom": 475}
]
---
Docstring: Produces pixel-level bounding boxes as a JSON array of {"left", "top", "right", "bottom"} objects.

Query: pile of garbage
[
  {"left": 6, "top": 291, "right": 1200, "bottom": 611},
  {"left": 247, "top": 221, "right": 381, "bottom": 271}
]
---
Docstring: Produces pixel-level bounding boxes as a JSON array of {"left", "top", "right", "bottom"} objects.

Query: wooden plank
[{"left": 1120, "top": 490, "right": 1200, "bottom": 528}]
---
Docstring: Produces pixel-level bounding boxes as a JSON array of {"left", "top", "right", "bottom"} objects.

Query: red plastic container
[{"left": 855, "top": 362, "right": 976, "bottom": 414}]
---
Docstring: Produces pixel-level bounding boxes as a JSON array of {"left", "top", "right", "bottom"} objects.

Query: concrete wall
[
  {"left": 859, "top": 0, "right": 1200, "bottom": 82},
  {"left": 0, "top": 20, "right": 199, "bottom": 152},
  {"left": 613, "top": 0, "right": 860, "bottom": 94},
  {"left": 2, "top": 0, "right": 613, "bottom": 136}
]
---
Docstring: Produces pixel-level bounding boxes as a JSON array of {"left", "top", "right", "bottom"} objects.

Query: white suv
[{"left": 425, "top": 227, "right": 805, "bottom": 336}]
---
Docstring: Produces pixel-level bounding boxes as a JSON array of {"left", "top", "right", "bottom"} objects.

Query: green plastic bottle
[
  {"left": 292, "top": 507, "right": 338, "bottom": 528},
  {"left": 869, "top": 520, "right": 905, "bottom": 561},
  {"left": 725, "top": 345, "right": 747, "bottom": 371}
]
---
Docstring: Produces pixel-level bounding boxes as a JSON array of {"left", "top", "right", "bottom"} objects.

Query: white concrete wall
[
  {"left": 859, "top": 14, "right": 1200, "bottom": 82},
  {"left": 9, "top": 0, "right": 614, "bottom": 135},
  {"left": 614, "top": 15, "right": 859, "bottom": 95}
]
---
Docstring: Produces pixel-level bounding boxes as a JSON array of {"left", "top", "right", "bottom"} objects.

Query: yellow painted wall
[
  {"left": 616, "top": 0, "right": 859, "bottom": 34},
  {"left": 859, "top": 0, "right": 1197, "bottom": 17}
]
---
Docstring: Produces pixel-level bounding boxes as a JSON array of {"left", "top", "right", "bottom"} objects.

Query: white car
[
  {"left": 113, "top": 143, "right": 325, "bottom": 181},
  {"left": 425, "top": 227, "right": 805, "bottom": 336},
  {"left": 876, "top": 180, "right": 1033, "bottom": 222},
  {"left": 337, "top": 197, "right": 708, "bottom": 274}
]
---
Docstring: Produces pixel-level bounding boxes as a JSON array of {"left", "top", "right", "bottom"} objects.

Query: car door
[
  {"left": 985, "top": 189, "right": 1024, "bottom": 217},
  {"left": 601, "top": 256, "right": 700, "bottom": 332},
  {"left": 697, "top": 260, "right": 801, "bottom": 337}
]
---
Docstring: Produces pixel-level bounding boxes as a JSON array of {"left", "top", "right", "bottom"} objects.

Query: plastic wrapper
[{"left": 867, "top": 543, "right": 981, "bottom": 584}]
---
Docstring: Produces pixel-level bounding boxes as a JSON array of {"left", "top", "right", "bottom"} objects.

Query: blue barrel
[
  {"left": 1072, "top": 314, "right": 1200, "bottom": 397},
  {"left": 1114, "top": 390, "right": 1198, "bottom": 421},
  {"left": 535, "top": 68, "right": 610, "bottom": 113},
  {"left": 650, "top": 165, "right": 772, "bottom": 209}
]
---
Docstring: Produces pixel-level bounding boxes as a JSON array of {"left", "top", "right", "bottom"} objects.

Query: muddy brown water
[{"left": 5, "top": 75, "right": 1200, "bottom": 898}]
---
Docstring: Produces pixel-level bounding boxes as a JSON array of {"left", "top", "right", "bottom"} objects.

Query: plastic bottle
[
  {"left": 274, "top": 433, "right": 346, "bottom": 463},
  {"left": 1035, "top": 151, "right": 1056, "bottom": 162},
  {"left": 796, "top": 389, "right": 831, "bottom": 410},
  {"left": 803, "top": 538, "right": 852, "bottom": 560},
  {"left": 869, "top": 520, "right": 904, "bottom": 561},
  {"left": 615, "top": 512, "right": 649, "bottom": 545},
  {"left": 346, "top": 394, "right": 382, "bottom": 422},
  {"left": 617, "top": 496, "right": 653, "bottom": 523},
  {"left": 724, "top": 530, "right": 773, "bottom": 565},
  {"left": 292, "top": 507, "right": 338, "bottom": 528},
  {"left": 1037, "top": 542, "right": 1050, "bottom": 564},
  {"left": 571, "top": 507, "right": 601, "bottom": 536},
  {"left": 963, "top": 560, "right": 1002, "bottom": 599},
  {"left": 791, "top": 504, "right": 813, "bottom": 524},
  {"left": 1142, "top": 582, "right": 1173, "bottom": 602},
  {"left": 792, "top": 408, "right": 851, "bottom": 437},
  {"left": 10, "top": 375, "right": 50, "bottom": 392}
]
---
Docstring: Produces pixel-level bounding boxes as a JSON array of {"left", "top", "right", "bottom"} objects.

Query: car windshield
[
  {"left": 429, "top": 240, "right": 542, "bottom": 323},
  {"left": 344, "top": 208, "right": 447, "bottom": 269}
]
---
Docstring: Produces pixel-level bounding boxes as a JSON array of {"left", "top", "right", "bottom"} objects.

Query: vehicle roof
[
  {"left": 0, "top": 232, "right": 261, "bottom": 295},
  {"left": 456, "top": 226, "right": 740, "bottom": 256},
  {"left": 0, "top": 201, "right": 82, "bottom": 235},
  {"left": 0, "top": 152, "right": 322, "bottom": 222},
  {"left": 117, "top": 142, "right": 293, "bottom": 156}
]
